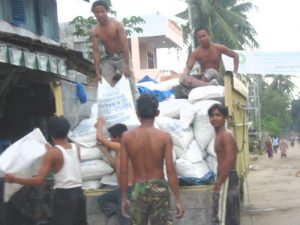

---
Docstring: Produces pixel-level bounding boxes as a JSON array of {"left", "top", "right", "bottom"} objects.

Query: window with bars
[{"left": 147, "top": 51, "right": 154, "bottom": 69}]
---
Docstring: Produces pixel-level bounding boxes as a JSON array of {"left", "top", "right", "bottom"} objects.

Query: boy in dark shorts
[{"left": 5, "top": 116, "right": 87, "bottom": 225}]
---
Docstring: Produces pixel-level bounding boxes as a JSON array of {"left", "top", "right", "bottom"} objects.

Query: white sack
[
  {"left": 172, "top": 145, "right": 184, "bottom": 159},
  {"left": 188, "top": 86, "right": 224, "bottom": 102},
  {"left": 179, "top": 104, "right": 198, "bottom": 129},
  {"left": 207, "top": 137, "right": 216, "bottom": 157},
  {"left": 159, "top": 99, "right": 190, "bottom": 118},
  {"left": 0, "top": 129, "right": 47, "bottom": 202},
  {"left": 97, "top": 76, "right": 140, "bottom": 129},
  {"left": 182, "top": 140, "right": 203, "bottom": 163},
  {"left": 193, "top": 115, "right": 215, "bottom": 150},
  {"left": 205, "top": 155, "right": 218, "bottom": 176},
  {"left": 80, "top": 145, "right": 105, "bottom": 161},
  {"left": 176, "top": 158, "right": 209, "bottom": 179},
  {"left": 81, "top": 159, "right": 113, "bottom": 181},
  {"left": 71, "top": 117, "right": 97, "bottom": 138},
  {"left": 82, "top": 180, "right": 101, "bottom": 190},
  {"left": 156, "top": 117, "right": 193, "bottom": 149},
  {"left": 70, "top": 134, "right": 97, "bottom": 148},
  {"left": 100, "top": 172, "right": 118, "bottom": 186},
  {"left": 193, "top": 100, "right": 220, "bottom": 150}
]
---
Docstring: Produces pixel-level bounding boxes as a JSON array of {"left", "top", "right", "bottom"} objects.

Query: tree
[
  {"left": 178, "top": 0, "right": 258, "bottom": 50},
  {"left": 70, "top": 1, "right": 145, "bottom": 61},
  {"left": 291, "top": 97, "right": 300, "bottom": 132},
  {"left": 259, "top": 77, "right": 292, "bottom": 135},
  {"left": 266, "top": 74, "right": 296, "bottom": 99},
  {"left": 261, "top": 115, "right": 281, "bottom": 136}
]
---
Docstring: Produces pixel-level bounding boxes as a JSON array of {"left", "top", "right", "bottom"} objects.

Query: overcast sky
[{"left": 57, "top": 0, "right": 300, "bottom": 52}]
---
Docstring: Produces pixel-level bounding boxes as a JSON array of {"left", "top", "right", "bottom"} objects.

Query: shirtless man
[
  {"left": 5, "top": 115, "right": 87, "bottom": 225},
  {"left": 96, "top": 117, "right": 134, "bottom": 225},
  {"left": 181, "top": 27, "right": 239, "bottom": 88},
  {"left": 91, "top": 0, "right": 138, "bottom": 100},
  {"left": 120, "top": 94, "right": 185, "bottom": 225},
  {"left": 208, "top": 104, "right": 239, "bottom": 225}
]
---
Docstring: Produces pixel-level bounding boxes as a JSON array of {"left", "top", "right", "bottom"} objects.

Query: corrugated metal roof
[{"left": 0, "top": 31, "right": 95, "bottom": 77}]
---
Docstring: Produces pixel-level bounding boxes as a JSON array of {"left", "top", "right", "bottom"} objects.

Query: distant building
[
  {"left": 60, "top": 13, "right": 186, "bottom": 81},
  {"left": 0, "top": 0, "right": 95, "bottom": 144}
]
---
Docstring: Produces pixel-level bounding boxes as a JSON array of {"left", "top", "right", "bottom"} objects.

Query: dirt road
[{"left": 242, "top": 142, "right": 300, "bottom": 225}]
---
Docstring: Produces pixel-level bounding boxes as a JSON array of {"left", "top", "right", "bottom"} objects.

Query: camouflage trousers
[{"left": 130, "top": 179, "right": 173, "bottom": 225}]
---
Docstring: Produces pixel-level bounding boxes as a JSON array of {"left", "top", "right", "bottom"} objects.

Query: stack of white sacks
[
  {"left": 69, "top": 104, "right": 116, "bottom": 190},
  {"left": 69, "top": 76, "right": 225, "bottom": 189},
  {"left": 157, "top": 85, "right": 225, "bottom": 181},
  {"left": 69, "top": 76, "right": 141, "bottom": 190}
]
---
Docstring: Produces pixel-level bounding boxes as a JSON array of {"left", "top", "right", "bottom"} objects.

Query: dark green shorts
[{"left": 130, "top": 179, "right": 173, "bottom": 225}]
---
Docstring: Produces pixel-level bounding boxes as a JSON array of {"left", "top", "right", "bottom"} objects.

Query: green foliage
[
  {"left": 71, "top": 16, "right": 97, "bottom": 37},
  {"left": 259, "top": 76, "right": 293, "bottom": 135},
  {"left": 70, "top": 16, "right": 145, "bottom": 38},
  {"left": 261, "top": 115, "right": 280, "bottom": 136},
  {"left": 177, "top": 0, "right": 258, "bottom": 49},
  {"left": 265, "top": 74, "right": 296, "bottom": 100},
  {"left": 69, "top": 2, "right": 145, "bottom": 61},
  {"left": 122, "top": 16, "right": 145, "bottom": 36},
  {"left": 291, "top": 98, "right": 300, "bottom": 132}
]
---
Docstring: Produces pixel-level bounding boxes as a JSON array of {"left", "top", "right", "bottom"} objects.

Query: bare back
[
  {"left": 122, "top": 126, "right": 171, "bottom": 183},
  {"left": 92, "top": 18, "right": 123, "bottom": 53}
]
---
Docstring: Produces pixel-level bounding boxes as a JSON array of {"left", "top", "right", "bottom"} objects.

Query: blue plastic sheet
[
  {"left": 137, "top": 86, "right": 174, "bottom": 102},
  {"left": 137, "top": 75, "right": 158, "bottom": 84},
  {"left": 178, "top": 171, "right": 216, "bottom": 186}
]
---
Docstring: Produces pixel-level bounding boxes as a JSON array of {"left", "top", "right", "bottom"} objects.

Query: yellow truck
[
  {"left": 0, "top": 72, "right": 248, "bottom": 225},
  {"left": 84, "top": 71, "right": 249, "bottom": 225}
]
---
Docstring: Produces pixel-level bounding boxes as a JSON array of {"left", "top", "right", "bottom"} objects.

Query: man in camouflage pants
[{"left": 120, "top": 94, "right": 185, "bottom": 225}]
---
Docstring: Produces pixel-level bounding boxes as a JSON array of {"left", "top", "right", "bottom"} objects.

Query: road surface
[{"left": 242, "top": 142, "right": 300, "bottom": 225}]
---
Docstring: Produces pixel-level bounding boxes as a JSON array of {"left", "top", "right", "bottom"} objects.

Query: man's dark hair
[
  {"left": 108, "top": 124, "right": 128, "bottom": 138},
  {"left": 91, "top": 0, "right": 109, "bottom": 12},
  {"left": 208, "top": 104, "right": 228, "bottom": 117},
  {"left": 194, "top": 27, "right": 210, "bottom": 36},
  {"left": 137, "top": 94, "right": 158, "bottom": 119},
  {"left": 48, "top": 115, "right": 70, "bottom": 139}
]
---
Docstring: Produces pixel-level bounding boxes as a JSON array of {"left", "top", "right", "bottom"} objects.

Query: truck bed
[{"left": 85, "top": 185, "right": 213, "bottom": 225}]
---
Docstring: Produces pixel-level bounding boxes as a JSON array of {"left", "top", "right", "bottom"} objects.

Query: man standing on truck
[
  {"left": 208, "top": 104, "right": 239, "bottom": 225},
  {"left": 181, "top": 27, "right": 239, "bottom": 88},
  {"left": 4, "top": 115, "right": 87, "bottom": 225},
  {"left": 91, "top": 0, "right": 139, "bottom": 100},
  {"left": 96, "top": 116, "right": 134, "bottom": 225},
  {"left": 120, "top": 94, "right": 185, "bottom": 225}
]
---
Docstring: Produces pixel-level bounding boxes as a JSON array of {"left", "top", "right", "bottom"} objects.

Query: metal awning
[{"left": 0, "top": 31, "right": 95, "bottom": 78}]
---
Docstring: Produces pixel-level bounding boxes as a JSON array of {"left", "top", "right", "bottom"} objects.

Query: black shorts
[{"left": 52, "top": 187, "right": 87, "bottom": 225}]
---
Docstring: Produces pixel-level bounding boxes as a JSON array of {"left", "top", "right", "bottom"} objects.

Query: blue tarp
[
  {"left": 137, "top": 75, "right": 174, "bottom": 102},
  {"left": 137, "top": 75, "right": 158, "bottom": 84},
  {"left": 178, "top": 171, "right": 216, "bottom": 186},
  {"left": 137, "top": 86, "right": 174, "bottom": 102}
]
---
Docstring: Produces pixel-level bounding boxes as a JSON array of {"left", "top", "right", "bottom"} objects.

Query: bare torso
[
  {"left": 214, "top": 128, "right": 237, "bottom": 173},
  {"left": 93, "top": 18, "right": 123, "bottom": 53},
  {"left": 123, "top": 126, "right": 169, "bottom": 183},
  {"left": 115, "top": 151, "right": 134, "bottom": 186},
  {"left": 194, "top": 43, "right": 223, "bottom": 73}
]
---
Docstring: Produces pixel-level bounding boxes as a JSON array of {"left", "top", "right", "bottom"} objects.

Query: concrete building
[
  {"left": 60, "top": 13, "right": 185, "bottom": 81},
  {"left": 0, "top": 0, "right": 95, "bottom": 145}
]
